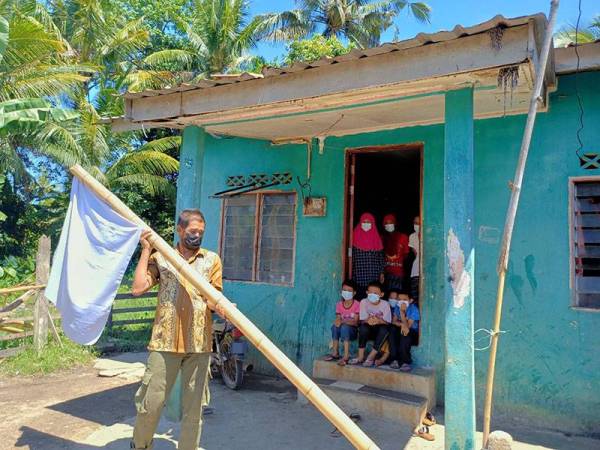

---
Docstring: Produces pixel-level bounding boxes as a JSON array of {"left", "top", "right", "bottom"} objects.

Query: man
[
  {"left": 408, "top": 215, "right": 421, "bottom": 303},
  {"left": 130, "top": 209, "right": 223, "bottom": 450}
]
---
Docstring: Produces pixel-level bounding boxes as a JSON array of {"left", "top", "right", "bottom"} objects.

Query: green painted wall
[{"left": 182, "top": 72, "right": 599, "bottom": 434}]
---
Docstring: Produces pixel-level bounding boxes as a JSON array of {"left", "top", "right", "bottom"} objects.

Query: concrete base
[
  {"left": 316, "top": 377, "right": 428, "bottom": 428},
  {"left": 313, "top": 359, "right": 436, "bottom": 411}
]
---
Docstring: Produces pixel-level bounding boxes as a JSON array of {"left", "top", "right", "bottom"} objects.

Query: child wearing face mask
[
  {"left": 352, "top": 212, "right": 385, "bottom": 299},
  {"left": 324, "top": 280, "right": 360, "bottom": 366},
  {"left": 349, "top": 281, "right": 391, "bottom": 367},
  {"left": 388, "top": 291, "right": 420, "bottom": 371}
]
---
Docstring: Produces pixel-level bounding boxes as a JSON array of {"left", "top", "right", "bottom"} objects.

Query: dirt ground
[{"left": 2, "top": 353, "right": 599, "bottom": 450}]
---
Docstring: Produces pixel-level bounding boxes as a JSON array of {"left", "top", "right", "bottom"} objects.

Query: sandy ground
[{"left": 1, "top": 352, "right": 599, "bottom": 450}]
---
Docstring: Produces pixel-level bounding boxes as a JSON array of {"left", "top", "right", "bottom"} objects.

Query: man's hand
[{"left": 140, "top": 230, "right": 153, "bottom": 251}]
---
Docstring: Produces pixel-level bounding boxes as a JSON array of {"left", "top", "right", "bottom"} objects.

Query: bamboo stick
[
  {"left": 0, "top": 284, "right": 46, "bottom": 295},
  {"left": 481, "top": 2, "right": 559, "bottom": 448},
  {"left": 69, "top": 164, "right": 379, "bottom": 450}
]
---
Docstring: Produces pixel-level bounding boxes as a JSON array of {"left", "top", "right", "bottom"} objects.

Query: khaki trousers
[{"left": 132, "top": 351, "right": 211, "bottom": 450}]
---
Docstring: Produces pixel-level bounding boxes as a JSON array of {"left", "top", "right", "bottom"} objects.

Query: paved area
[{"left": 1, "top": 352, "right": 599, "bottom": 450}]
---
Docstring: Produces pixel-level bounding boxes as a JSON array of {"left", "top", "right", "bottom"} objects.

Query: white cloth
[
  {"left": 46, "top": 178, "right": 142, "bottom": 345},
  {"left": 409, "top": 231, "right": 420, "bottom": 277}
]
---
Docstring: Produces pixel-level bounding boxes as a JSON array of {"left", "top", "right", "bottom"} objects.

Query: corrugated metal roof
[{"left": 124, "top": 13, "right": 546, "bottom": 100}]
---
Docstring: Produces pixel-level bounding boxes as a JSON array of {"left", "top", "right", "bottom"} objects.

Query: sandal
[
  {"left": 422, "top": 412, "right": 436, "bottom": 427},
  {"left": 324, "top": 354, "right": 340, "bottom": 361},
  {"left": 414, "top": 426, "right": 435, "bottom": 441},
  {"left": 374, "top": 356, "right": 388, "bottom": 367},
  {"left": 348, "top": 358, "right": 363, "bottom": 365},
  {"left": 362, "top": 359, "right": 375, "bottom": 367},
  {"left": 337, "top": 358, "right": 349, "bottom": 366},
  {"left": 390, "top": 361, "right": 400, "bottom": 369}
]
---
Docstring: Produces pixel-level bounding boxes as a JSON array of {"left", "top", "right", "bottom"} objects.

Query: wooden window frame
[
  {"left": 569, "top": 176, "right": 600, "bottom": 311},
  {"left": 219, "top": 190, "right": 297, "bottom": 286}
]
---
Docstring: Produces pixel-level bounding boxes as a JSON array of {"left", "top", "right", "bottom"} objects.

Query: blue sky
[{"left": 249, "top": 0, "right": 599, "bottom": 61}]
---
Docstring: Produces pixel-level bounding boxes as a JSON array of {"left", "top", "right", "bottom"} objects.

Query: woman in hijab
[
  {"left": 352, "top": 212, "right": 385, "bottom": 299},
  {"left": 381, "top": 214, "right": 410, "bottom": 291}
]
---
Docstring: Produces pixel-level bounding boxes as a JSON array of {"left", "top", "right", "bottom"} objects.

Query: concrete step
[
  {"left": 315, "top": 378, "right": 428, "bottom": 428},
  {"left": 313, "top": 359, "right": 436, "bottom": 411}
]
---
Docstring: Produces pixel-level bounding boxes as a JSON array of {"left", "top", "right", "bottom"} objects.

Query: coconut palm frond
[
  {"left": 111, "top": 173, "right": 176, "bottom": 197},
  {"left": 100, "top": 17, "right": 149, "bottom": 60},
  {"left": 137, "top": 136, "right": 182, "bottom": 153},
  {"left": 143, "top": 49, "right": 194, "bottom": 69},
  {"left": 106, "top": 149, "right": 179, "bottom": 180}
]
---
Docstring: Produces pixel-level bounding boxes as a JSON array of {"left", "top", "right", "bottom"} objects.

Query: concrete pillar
[
  {"left": 166, "top": 125, "right": 206, "bottom": 422},
  {"left": 443, "top": 87, "right": 476, "bottom": 450}
]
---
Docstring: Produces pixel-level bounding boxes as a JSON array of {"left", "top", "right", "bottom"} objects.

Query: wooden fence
[
  {"left": 106, "top": 291, "right": 157, "bottom": 332},
  {"left": 0, "top": 236, "right": 58, "bottom": 358}
]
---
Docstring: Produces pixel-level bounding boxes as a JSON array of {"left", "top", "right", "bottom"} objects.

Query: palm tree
[
  {"left": 0, "top": 5, "right": 89, "bottom": 181},
  {"left": 127, "top": 0, "right": 286, "bottom": 91},
  {"left": 260, "top": 0, "right": 431, "bottom": 49},
  {"left": 555, "top": 16, "right": 600, "bottom": 47}
]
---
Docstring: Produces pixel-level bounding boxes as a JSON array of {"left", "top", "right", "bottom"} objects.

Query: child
[
  {"left": 324, "top": 279, "right": 360, "bottom": 366},
  {"left": 350, "top": 281, "right": 391, "bottom": 367},
  {"left": 389, "top": 291, "right": 420, "bottom": 371}
]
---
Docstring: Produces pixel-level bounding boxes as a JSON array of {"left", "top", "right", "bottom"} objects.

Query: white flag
[{"left": 46, "top": 178, "right": 142, "bottom": 345}]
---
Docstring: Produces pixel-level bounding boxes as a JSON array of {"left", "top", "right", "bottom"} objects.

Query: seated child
[
  {"left": 350, "top": 281, "right": 391, "bottom": 367},
  {"left": 325, "top": 279, "right": 360, "bottom": 366},
  {"left": 388, "top": 291, "right": 420, "bottom": 371}
]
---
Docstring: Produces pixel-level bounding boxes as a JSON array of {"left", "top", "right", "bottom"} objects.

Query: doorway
[{"left": 343, "top": 144, "right": 422, "bottom": 290}]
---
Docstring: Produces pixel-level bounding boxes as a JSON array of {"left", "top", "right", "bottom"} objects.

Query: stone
[{"left": 487, "top": 430, "right": 513, "bottom": 450}]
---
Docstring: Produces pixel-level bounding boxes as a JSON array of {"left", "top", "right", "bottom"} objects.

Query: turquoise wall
[{"left": 186, "top": 72, "right": 599, "bottom": 434}]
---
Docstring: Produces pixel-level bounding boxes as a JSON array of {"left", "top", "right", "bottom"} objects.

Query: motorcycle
[{"left": 211, "top": 318, "right": 251, "bottom": 389}]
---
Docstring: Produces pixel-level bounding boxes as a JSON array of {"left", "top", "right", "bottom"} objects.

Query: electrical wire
[{"left": 574, "top": 0, "right": 585, "bottom": 159}]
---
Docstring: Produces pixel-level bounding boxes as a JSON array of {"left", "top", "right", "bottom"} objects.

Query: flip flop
[
  {"left": 362, "top": 359, "right": 375, "bottom": 367},
  {"left": 324, "top": 354, "right": 340, "bottom": 361},
  {"left": 348, "top": 358, "right": 363, "bottom": 365},
  {"left": 414, "top": 426, "right": 435, "bottom": 441},
  {"left": 337, "top": 358, "right": 349, "bottom": 366}
]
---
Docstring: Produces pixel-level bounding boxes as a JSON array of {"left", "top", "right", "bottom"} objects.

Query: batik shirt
[{"left": 146, "top": 247, "right": 223, "bottom": 353}]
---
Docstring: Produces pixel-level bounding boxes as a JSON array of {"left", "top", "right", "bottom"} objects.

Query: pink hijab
[{"left": 353, "top": 212, "right": 383, "bottom": 251}]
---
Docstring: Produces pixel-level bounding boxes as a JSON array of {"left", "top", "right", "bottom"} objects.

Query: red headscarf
[{"left": 353, "top": 212, "right": 383, "bottom": 251}]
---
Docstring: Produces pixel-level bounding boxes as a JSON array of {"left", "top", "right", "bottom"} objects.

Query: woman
[
  {"left": 352, "top": 212, "right": 385, "bottom": 299},
  {"left": 381, "top": 213, "right": 409, "bottom": 291}
]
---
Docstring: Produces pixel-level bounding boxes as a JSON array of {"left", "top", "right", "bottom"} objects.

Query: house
[{"left": 111, "top": 13, "right": 600, "bottom": 445}]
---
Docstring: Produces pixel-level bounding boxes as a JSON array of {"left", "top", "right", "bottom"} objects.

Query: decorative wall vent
[
  {"left": 272, "top": 172, "right": 293, "bottom": 184},
  {"left": 579, "top": 153, "right": 600, "bottom": 170},
  {"left": 226, "top": 175, "right": 246, "bottom": 187},
  {"left": 248, "top": 173, "right": 270, "bottom": 185}
]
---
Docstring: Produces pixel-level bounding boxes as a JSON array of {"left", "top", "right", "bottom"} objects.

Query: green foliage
[
  {"left": 0, "top": 334, "right": 98, "bottom": 376},
  {"left": 261, "top": 0, "right": 431, "bottom": 48},
  {"left": 555, "top": 16, "right": 600, "bottom": 47},
  {"left": 285, "top": 34, "right": 354, "bottom": 64}
]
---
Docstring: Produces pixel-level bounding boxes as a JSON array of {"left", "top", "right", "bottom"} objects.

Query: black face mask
[{"left": 183, "top": 232, "right": 203, "bottom": 250}]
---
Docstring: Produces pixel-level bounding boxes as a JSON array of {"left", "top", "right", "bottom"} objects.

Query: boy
[
  {"left": 389, "top": 291, "right": 420, "bottom": 371},
  {"left": 325, "top": 280, "right": 360, "bottom": 366},
  {"left": 350, "top": 281, "right": 391, "bottom": 367}
]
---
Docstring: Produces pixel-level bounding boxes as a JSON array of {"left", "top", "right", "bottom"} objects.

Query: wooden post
[
  {"left": 444, "top": 87, "right": 476, "bottom": 450},
  {"left": 482, "top": 2, "right": 559, "bottom": 447},
  {"left": 33, "top": 235, "right": 51, "bottom": 353},
  {"left": 69, "top": 164, "right": 379, "bottom": 450}
]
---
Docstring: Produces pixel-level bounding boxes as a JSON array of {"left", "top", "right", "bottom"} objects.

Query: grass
[
  {"left": 0, "top": 334, "right": 97, "bottom": 377},
  {"left": 0, "top": 282, "right": 158, "bottom": 375}
]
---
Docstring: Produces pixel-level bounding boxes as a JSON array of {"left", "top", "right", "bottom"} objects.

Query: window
[
  {"left": 221, "top": 192, "right": 296, "bottom": 285},
  {"left": 572, "top": 179, "right": 600, "bottom": 309}
]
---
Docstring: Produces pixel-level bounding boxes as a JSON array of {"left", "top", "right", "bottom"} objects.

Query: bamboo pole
[
  {"left": 0, "top": 284, "right": 46, "bottom": 295},
  {"left": 69, "top": 164, "right": 379, "bottom": 450},
  {"left": 481, "top": 2, "right": 559, "bottom": 448}
]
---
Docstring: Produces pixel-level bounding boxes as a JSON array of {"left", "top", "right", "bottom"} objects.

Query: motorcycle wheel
[{"left": 218, "top": 334, "right": 244, "bottom": 390}]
